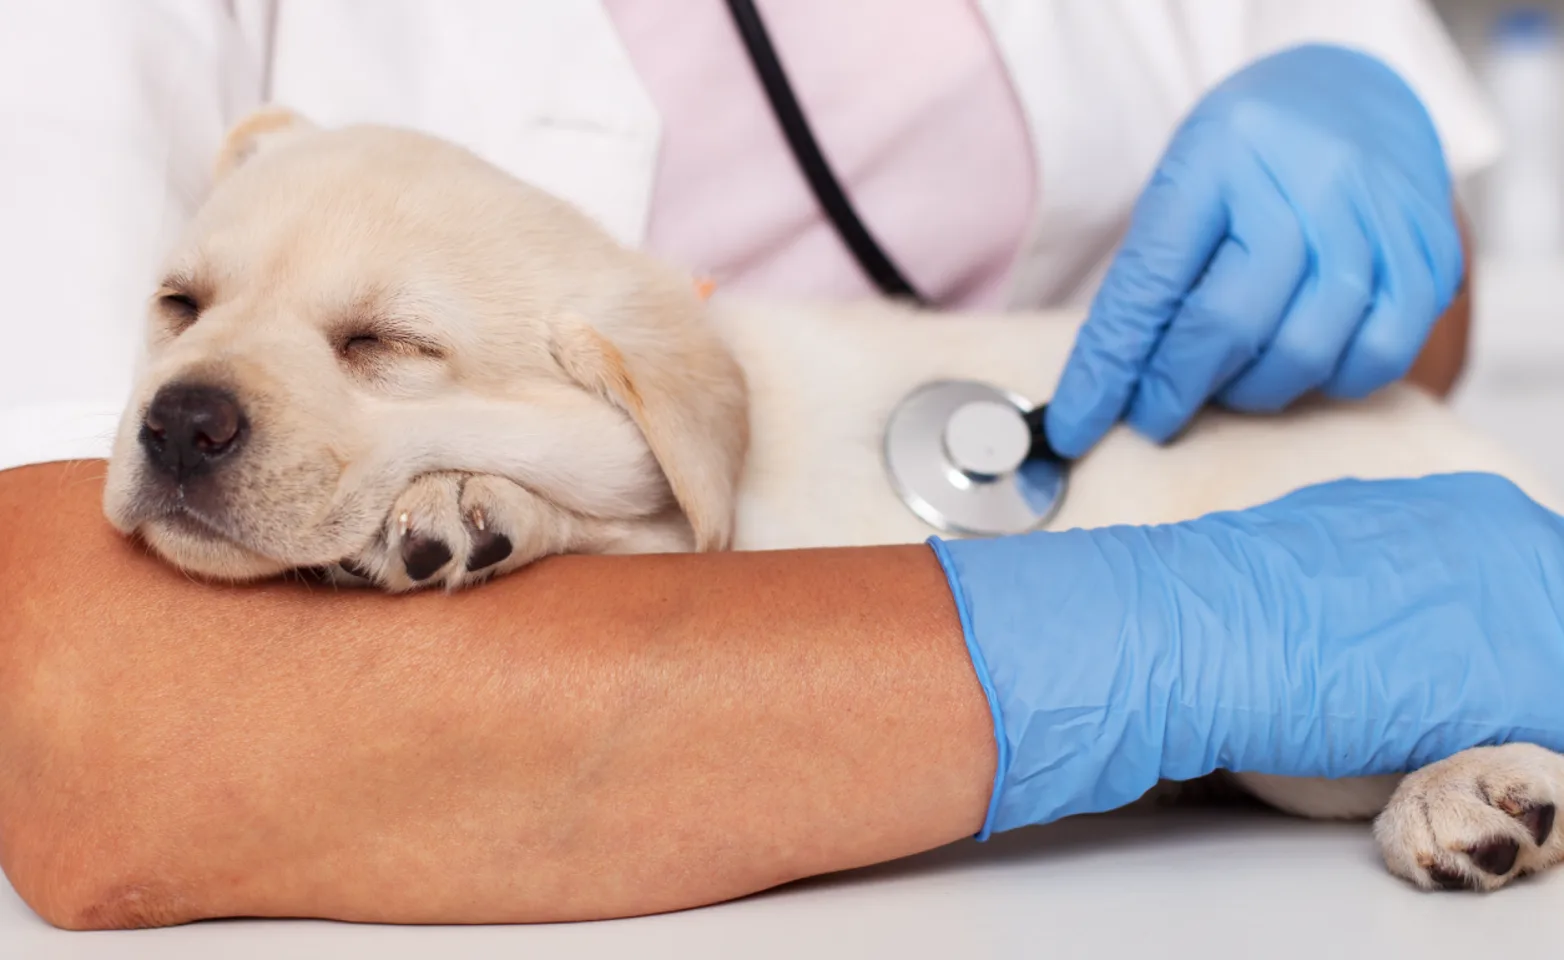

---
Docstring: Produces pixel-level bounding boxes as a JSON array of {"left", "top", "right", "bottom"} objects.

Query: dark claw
[
  {"left": 338, "top": 557, "right": 376, "bottom": 581},
  {"left": 1519, "top": 803, "right": 1556, "bottom": 847},
  {"left": 292, "top": 566, "right": 334, "bottom": 584},
  {"left": 466, "top": 530, "right": 514, "bottom": 572},
  {"left": 1426, "top": 864, "right": 1473, "bottom": 890},
  {"left": 1466, "top": 837, "right": 1520, "bottom": 877},
  {"left": 402, "top": 534, "right": 453, "bottom": 581}
]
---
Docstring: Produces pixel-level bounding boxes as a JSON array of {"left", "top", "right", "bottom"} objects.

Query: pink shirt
[{"left": 602, "top": 0, "right": 1035, "bottom": 309}]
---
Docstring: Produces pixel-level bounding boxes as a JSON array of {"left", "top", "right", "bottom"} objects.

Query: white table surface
[{"left": 6, "top": 807, "right": 1557, "bottom": 959}]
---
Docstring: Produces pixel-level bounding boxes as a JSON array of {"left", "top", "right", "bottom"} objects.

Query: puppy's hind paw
[{"left": 1375, "top": 743, "right": 1564, "bottom": 892}]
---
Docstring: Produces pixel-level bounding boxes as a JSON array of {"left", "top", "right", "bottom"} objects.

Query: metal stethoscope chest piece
[{"left": 883, "top": 380, "right": 1069, "bottom": 537}]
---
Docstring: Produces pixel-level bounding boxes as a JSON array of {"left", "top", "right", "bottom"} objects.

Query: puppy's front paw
[
  {"left": 1375, "top": 743, "right": 1564, "bottom": 891},
  {"left": 336, "top": 472, "right": 560, "bottom": 592}
]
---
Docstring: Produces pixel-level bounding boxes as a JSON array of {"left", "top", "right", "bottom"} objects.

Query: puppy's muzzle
[{"left": 139, "top": 382, "right": 248, "bottom": 483}]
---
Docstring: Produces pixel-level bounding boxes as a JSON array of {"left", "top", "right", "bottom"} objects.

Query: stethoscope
[
  {"left": 882, "top": 380, "right": 1069, "bottom": 535},
  {"left": 729, "top": 0, "right": 1071, "bottom": 536}
]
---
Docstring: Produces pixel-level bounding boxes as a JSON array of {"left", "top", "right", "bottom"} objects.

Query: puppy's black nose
[{"left": 140, "top": 383, "right": 247, "bottom": 481}]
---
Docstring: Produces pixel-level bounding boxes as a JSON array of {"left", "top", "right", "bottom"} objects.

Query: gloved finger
[
  {"left": 1044, "top": 134, "right": 1229, "bottom": 459},
  {"left": 1218, "top": 191, "right": 1375, "bottom": 412},
  {"left": 1324, "top": 189, "right": 1439, "bottom": 399},
  {"left": 1370, "top": 135, "right": 1462, "bottom": 311},
  {"left": 1409, "top": 186, "right": 1466, "bottom": 312},
  {"left": 1125, "top": 165, "right": 1307, "bottom": 443}
]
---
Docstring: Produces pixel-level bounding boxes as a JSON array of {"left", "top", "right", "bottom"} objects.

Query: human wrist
[{"left": 928, "top": 526, "right": 1197, "bottom": 837}]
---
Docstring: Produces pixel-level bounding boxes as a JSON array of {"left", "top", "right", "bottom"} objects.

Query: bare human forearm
[{"left": 0, "top": 462, "right": 996, "bottom": 930}]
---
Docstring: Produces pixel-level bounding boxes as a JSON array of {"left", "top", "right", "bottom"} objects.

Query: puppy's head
[{"left": 103, "top": 108, "right": 748, "bottom": 581}]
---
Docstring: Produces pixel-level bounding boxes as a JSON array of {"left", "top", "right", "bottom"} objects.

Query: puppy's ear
[
  {"left": 213, "top": 106, "right": 317, "bottom": 181},
  {"left": 551, "top": 294, "right": 748, "bottom": 552}
]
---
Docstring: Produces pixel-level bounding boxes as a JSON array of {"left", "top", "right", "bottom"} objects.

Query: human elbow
[
  {"left": 0, "top": 730, "right": 191, "bottom": 931},
  {"left": 0, "top": 639, "right": 188, "bottom": 929},
  {"left": 6, "top": 858, "right": 188, "bottom": 932}
]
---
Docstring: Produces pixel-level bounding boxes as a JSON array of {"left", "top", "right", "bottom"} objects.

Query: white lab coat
[{"left": 0, "top": 0, "right": 1500, "bottom": 473}]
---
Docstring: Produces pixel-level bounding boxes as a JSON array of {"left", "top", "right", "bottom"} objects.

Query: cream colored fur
[{"left": 103, "top": 110, "right": 1564, "bottom": 893}]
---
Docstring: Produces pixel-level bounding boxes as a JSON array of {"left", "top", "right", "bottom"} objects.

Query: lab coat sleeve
[
  {"left": 1234, "top": 0, "right": 1504, "bottom": 182},
  {"left": 0, "top": 1, "right": 267, "bottom": 474}
]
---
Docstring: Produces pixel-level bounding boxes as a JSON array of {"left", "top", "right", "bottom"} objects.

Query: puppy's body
[
  {"left": 103, "top": 114, "right": 1564, "bottom": 894},
  {"left": 712, "top": 296, "right": 1557, "bottom": 549}
]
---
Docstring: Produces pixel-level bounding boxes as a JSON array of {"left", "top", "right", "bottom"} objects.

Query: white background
[{"left": 1433, "top": 1, "right": 1564, "bottom": 487}]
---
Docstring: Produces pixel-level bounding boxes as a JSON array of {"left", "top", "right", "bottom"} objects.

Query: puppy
[
  {"left": 102, "top": 108, "right": 746, "bottom": 591},
  {"left": 105, "top": 108, "right": 1564, "bottom": 893}
]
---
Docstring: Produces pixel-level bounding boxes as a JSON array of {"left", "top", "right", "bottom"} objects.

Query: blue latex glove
[
  {"left": 929, "top": 473, "right": 1564, "bottom": 839},
  {"left": 1045, "top": 44, "right": 1463, "bottom": 460}
]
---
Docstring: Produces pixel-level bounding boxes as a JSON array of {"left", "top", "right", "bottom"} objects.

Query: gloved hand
[
  {"left": 1045, "top": 44, "right": 1463, "bottom": 460},
  {"left": 929, "top": 473, "right": 1564, "bottom": 839}
]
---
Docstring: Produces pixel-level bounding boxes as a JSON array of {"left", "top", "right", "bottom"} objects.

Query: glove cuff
[
  {"left": 928, "top": 529, "right": 1178, "bottom": 838},
  {"left": 926, "top": 535, "right": 1009, "bottom": 841}
]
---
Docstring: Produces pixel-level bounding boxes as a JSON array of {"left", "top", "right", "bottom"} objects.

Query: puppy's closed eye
[
  {"left": 339, "top": 333, "right": 387, "bottom": 358},
  {"left": 334, "top": 326, "right": 447, "bottom": 368},
  {"left": 154, "top": 289, "right": 202, "bottom": 332},
  {"left": 334, "top": 327, "right": 449, "bottom": 397}
]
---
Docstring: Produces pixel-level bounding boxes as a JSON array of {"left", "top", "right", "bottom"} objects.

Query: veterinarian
[{"left": 4, "top": 0, "right": 1564, "bottom": 929}]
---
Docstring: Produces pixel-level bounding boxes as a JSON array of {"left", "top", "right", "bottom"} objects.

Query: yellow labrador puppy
[{"left": 104, "top": 108, "right": 1564, "bottom": 894}]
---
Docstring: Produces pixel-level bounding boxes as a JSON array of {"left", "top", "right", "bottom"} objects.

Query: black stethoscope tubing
[{"left": 725, "top": 0, "right": 1067, "bottom": 473}]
